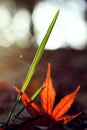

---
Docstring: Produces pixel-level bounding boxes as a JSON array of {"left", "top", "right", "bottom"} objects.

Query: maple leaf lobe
[{"left": 40, "top": 63, "right": 56, "bottom": 115}]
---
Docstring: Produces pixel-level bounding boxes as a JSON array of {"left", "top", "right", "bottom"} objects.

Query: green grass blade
[
  {"left": 21, "top": 9, "right": 60, "bottom": 93},
  {"left": 6, "top": 9, "right": 60, "bottom": 125}
]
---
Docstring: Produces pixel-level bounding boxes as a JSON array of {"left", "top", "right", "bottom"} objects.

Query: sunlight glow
[
  {"left": 32, "top": 0, "right": 87, "bottom": 50},
  {"left": 0, "top": 0, "right": 32, "bottom": 48},
  {"left": 0, "top": 0, "right": 86, "bottom": 49}
]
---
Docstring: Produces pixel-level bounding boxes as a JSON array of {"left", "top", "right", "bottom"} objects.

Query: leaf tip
[
  {"left": 47, "top": 63, "right": 51, "bottom": 79},
  {"left": 62, "top": 112, "right": 82, "bottom": 125},
  {"left": 57, "top": 9, "right": 60, "bottom": 15},
  {"left": 13, "top": 86, "right": 20, "bottom": 93},
  {"left": 75, "top": 85, "right": 80, "bottom": 94}
]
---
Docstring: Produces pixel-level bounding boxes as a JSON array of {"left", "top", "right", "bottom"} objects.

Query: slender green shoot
[
  {"left": 6, "top": 94, "right": 21, "bottom": 125},
  {"left": 21, "top": 9, "right": 60, "bottom": 94},
  {"left": 6, "top": 9, "right": 60, "bottom": 125}
]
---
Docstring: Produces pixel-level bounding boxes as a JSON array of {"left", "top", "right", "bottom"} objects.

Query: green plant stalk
[
  {"left": 6, "top": 93, "right": 21, "bottom": 125},
  {"left": 6, "top": 9, "right": 60, "bottom": 125},
  {"left": 21, "top": 9, "right": 60, "bottom": 94}
]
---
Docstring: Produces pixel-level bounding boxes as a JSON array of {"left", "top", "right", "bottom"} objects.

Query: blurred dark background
[{"left": 0, "top": 0, "right": 87, "bottom": 124}]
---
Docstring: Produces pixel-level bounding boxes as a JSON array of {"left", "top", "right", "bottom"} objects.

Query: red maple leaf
[{"left": 14, "top": 63, "right": 81, "bottom": 126}]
